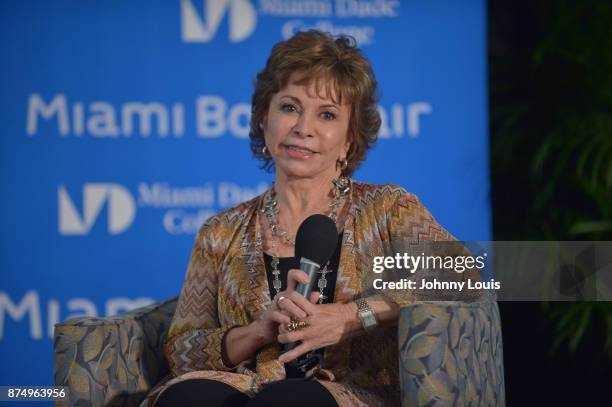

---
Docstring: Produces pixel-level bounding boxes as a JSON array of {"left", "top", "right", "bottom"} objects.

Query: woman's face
[{"left": 263, "top": 72, "right": 352, "bottom": 181}]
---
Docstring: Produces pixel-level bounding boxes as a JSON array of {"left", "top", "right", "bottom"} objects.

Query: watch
[{"left": 356, "top": 298, "right": 377, "bottom": 331}]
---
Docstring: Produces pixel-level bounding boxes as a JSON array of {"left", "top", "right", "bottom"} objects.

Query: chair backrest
[{"left": 398, "top": 293, "right": 505, "bottom": 406}]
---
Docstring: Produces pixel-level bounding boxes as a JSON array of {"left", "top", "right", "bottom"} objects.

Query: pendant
[{"left": 273, "top": 279, "right": 282, "bottom": 291}]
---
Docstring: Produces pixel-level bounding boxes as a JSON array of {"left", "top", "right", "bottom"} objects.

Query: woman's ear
[
  {"left": 343, "top": 133, "right": 353, "bottom": 158},
  {"left": 262, "top": 113, "right": 268, "bottom": 131},
  {"left": 262, "top": 103, "right": 273, "bottom": 131}
]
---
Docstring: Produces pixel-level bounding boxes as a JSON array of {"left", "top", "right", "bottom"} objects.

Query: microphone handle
[
  {"left": 282, "top": 258, "right": 320, "bottom": 355},
  {"left": 295, "top": 258, "right": 320, "bottom": 298}
]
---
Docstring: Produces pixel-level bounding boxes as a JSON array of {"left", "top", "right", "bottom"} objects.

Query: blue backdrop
[{"left": 0, "top": 0, "right": 489, "bottom": 386}]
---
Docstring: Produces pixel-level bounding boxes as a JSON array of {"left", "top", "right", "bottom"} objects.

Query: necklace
[{"left": 262, "top": 177, "right": 350, "bottom": 302}]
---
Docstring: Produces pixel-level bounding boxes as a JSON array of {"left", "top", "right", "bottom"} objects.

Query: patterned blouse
[{"left": 151, "top": 181, "right": 474, "bottom": 406}]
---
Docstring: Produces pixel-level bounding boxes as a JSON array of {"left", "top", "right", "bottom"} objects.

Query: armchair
[{"left": 54, "top": 294, "right": 505, "bottom": 406}]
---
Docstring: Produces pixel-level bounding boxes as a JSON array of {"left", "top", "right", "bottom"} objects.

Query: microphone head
[{"left": 295, "top": 214, "right": 338, "bottom": 267}]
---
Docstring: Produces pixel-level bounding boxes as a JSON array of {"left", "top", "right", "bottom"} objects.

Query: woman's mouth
[{"left": 284, "top": 144, "right": 317, "bottom": 158}]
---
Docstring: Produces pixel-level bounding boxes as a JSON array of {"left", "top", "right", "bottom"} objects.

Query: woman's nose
[{"left": 292, "top": 111, "right": 314, "bottom": 138}]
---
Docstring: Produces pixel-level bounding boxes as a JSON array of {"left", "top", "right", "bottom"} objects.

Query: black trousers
[{"left": 154, "top": 378, "right": 339, "bottom": 407}]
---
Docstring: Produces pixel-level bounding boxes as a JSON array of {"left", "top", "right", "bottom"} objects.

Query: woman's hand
[
  {"left": 249, "top": 268, "right": 319, "bottom": 347},
  {"left": 223, "top": 293, "right": 297, "bottom": 367},
  {"left": 251, "top": 302, "right": 292, "bottom": 347},
  {"left": 276, "top": 302, "right": 360, "bottom": 364},
  {"left": 273, "top": 269, "right": 322, "bottom": 319},
  {"left": 272, "top": 268, "right": 362, "bottom": 364}
]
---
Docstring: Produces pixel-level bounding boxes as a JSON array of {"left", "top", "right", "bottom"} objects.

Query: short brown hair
[{"left": 249, "top": 30, "right": 381, "bottom": 176}]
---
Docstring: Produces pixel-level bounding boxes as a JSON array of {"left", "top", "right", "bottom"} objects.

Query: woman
[{"left": 147, "top": 30, "right": 463, "bottom": 407}]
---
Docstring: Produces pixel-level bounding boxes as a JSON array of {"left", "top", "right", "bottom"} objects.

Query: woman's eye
[
  {"left": 281, "top": 103, "right": 297, "bottom": 113},
  {"left": 321, "top": 111, "right": 336, "bottom": 120}
]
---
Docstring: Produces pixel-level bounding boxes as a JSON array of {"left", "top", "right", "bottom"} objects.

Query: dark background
[{"left": 489, "top": 0, "right": 612, "bottom": 404}]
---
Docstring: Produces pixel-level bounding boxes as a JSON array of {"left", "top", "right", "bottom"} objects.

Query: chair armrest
[
  {"left": 54, "top": 297, "right": 177, "bottom": 407},
  {"left": 398, "top": 293, "right": 505, "bottom": 406}
]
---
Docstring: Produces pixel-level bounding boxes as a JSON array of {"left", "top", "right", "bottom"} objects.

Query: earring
[
  {"left": 262, "top": 146, "right": 270, "bottom": 157},
  {"left": 340, "top": 158, "right": 348, "bottom": 171}
]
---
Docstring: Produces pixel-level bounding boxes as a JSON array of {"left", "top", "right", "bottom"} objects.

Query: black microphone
[{"left": 282, "top": 214, "right": 338, "bottom": 355}]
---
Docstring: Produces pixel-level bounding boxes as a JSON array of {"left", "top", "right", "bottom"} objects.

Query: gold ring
[
  {"left": 286, "top": 320, "right": 309, "bottom": 332},
  {"left": 276, "top": 296, "right": 287, "bottom": 307}
]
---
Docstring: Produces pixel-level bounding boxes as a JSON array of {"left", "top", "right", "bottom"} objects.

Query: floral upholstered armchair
[{"left": 54, "top": 293, "right": 505, "bottom": 406}]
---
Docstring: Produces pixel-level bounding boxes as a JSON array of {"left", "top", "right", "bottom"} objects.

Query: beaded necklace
[{"left": 262, "top": 177, "right": 350, "bottom": 302}]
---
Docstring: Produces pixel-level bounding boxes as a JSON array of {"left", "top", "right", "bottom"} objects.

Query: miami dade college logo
[
  {"left": 180, "top": 0, "right": 257, "bottom": 43},
  {"left": 58, "top": 183, "right": 136, "bottom": 235}
]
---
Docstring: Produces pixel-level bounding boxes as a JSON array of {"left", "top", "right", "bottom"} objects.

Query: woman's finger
[
  {"left": 277, "top": 296, "right": 308, "bottom": 319},
  {"left": 309, "top": 291, "right": 320, "bottom": 304},
  {"left": 269, "top": 310, "right": 291, "bottom": 324},
  {"left": 261, "top": 306, "right": 293, "bottom": 323},
  {"left": 286, "top": 269, "right": 310, "bottom": 292},
  {"left": 277, "top": 328, "right": 307, "bottom": 344},
  {"left": 272, "top": 292, "right": 294, "bottom": 312},
  {"left": 286, "top": 291, "right": 317, "bottom": 316},
  {"left": 278, "top": 342, "right": 312, "bottom": 364}
]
